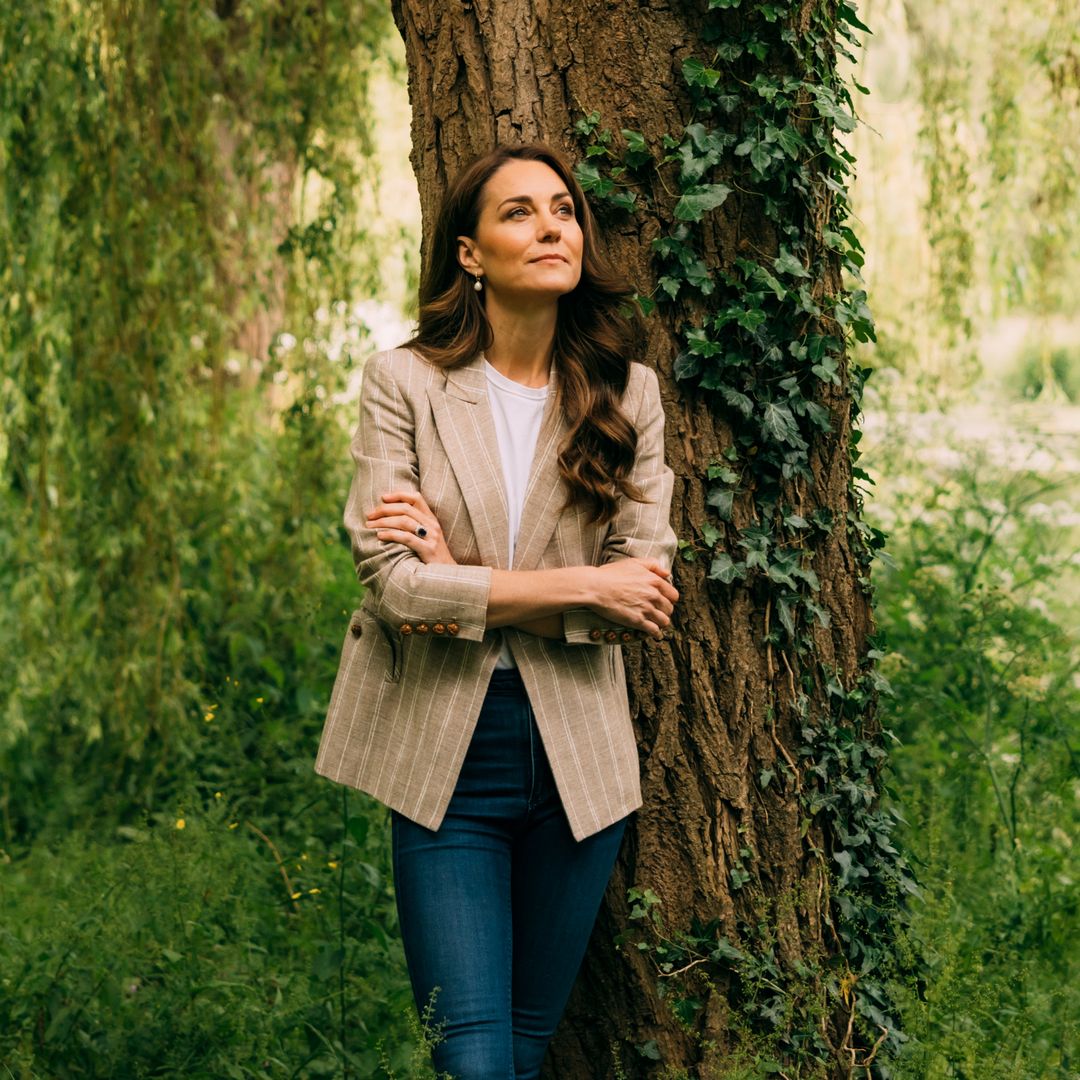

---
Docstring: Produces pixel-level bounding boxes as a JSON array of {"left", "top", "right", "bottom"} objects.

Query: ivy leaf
[
  {"left": 761, "top": 401, "right": 802, "bottom": 445},
  {"left": 812, "top": 354, "right": 840, "bottom": 384},
  {"left": 674, "top": 183, "right": 732, "bottom": 222},
  {"left": 686, "top": 325, "right": 723, "bottom": 356},
  {"left": 774, "top": 248, "right": 810, "bottom": 277},
  {"left": 673, "top": 351, "right": 700, "bottom": 380},
  {"left": 838, "top": 1, "right": 873, "bottom": 33},
  {"left": 681, "top": 57, "right": 722, "bottom": 89},
  {"left": 721, "top": 386, "right": 754, "bottom": 417},
  {"left": 767, "top": 554, "right": 798, "bottom": 588},
  {"left": 834, "top": 848, "right": 870, "bottom": 888},
  {"left": 750, "top": 141, "right": 772, "bottom": 174},
  {"left": 710, "top": 937, "right": 746, "bottom": 964},
  {"left": 658, "top": 275, "right": 682, "bottom": 300},
  {"left": 684, "top": 258, "right": 714, "bottom": 293},
  {"left": 620, "top": 128, "right": 651, "bottom": 168},
  {"left": 775, "top": 123, "right": 805, "bottom": 158},
  {"left": 607, "top": 190, "right": 638, "bottom": 212},
  {"left": 776, "top": 595, "right": 796, "bottom": 639},
  {"left": 805, "top": 599, "right": 832, "bottom": 628},
  {"left": 573, "top": 161, "right": 614, "bottom": 197},
  {"left": 708, "top": 552, "right": 745, "bottom": 583},
  {"left": 706, "top": 485, "right": 734, "bottom": 521},
  {"left": 633, "top": 293, "right": 656, "bottom": 318}
]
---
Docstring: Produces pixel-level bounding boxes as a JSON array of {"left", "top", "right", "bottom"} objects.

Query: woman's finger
[
  {"left": 367, "top": 502, "right": 419, "bottom": 522},
  {"left": 373, "top": 527, "right": 419, "bottom": 543},
  {"left": 366, "top": 513, "right": 420, "bottom": 532},
  {"left": 381, "top": 490, "right": 433, "bottom": 516}
]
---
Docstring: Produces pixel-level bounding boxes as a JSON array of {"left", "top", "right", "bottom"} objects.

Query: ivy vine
[{"left": 570, "top": 0, "right": 920, "bottom": 1074}]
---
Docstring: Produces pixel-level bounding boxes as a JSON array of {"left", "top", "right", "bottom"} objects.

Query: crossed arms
[{"left": 343, "top": 351, "right": 677, "bottom": 645}]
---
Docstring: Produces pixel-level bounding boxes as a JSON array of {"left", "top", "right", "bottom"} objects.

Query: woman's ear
[{"left": 457, "top": 237, "right": 479, "bottom": 276}]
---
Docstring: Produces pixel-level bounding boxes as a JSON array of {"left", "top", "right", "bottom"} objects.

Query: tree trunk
[{"left": 390, "top": 1, "right": 890, "bottom": 1076}]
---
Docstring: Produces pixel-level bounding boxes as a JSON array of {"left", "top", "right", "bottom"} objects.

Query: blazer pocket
[
  {"left": 352, "top": 606, "right": 401, "bottom": 684},
  {"left": 379, "top": 619, "right": 401, "bottom": 683}
]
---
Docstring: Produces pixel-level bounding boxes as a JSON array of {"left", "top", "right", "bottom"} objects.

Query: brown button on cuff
[
  {"left": 399, "top": 623, "right": 413, "bottom": 635},
  {"left": 416, "top": 623, "right": 429, "bottom": 634},
  {"left": 620, "top": 630, "right": 634, "bottom": 642},
  {"left": 433, "top": 622, "right": 446, "bottom": 634},
  {"left": 588, "top": 628, "right": 603, "bottom": 640},
  {"left": 350, "top": 620, "right": 363, "bottom": 638},
  {"left": 447, "top": 622, "right": 460, "bottom": 635},
  {"left": 605, "top": 629, "right": 619, "bottom": 642}
]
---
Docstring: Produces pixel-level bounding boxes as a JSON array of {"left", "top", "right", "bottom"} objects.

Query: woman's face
[{"left": 457, "top": 159, "right": 584, "bottom": 303}]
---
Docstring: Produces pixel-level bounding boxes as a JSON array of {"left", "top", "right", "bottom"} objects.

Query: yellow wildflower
[{"left": 175, "top": 819, "right": 186, "bottom": 830}]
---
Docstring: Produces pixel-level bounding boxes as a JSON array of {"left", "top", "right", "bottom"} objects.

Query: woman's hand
[
  {"left": 365, "top": 490, "right": 457, "bottom": 566},
  {"left": 588, "top": 557, "right": 678, "bottom": 640}
]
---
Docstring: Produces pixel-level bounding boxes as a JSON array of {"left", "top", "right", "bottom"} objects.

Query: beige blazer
[{"left": 313, "top": 346, "right": 677, "bottom": 841}]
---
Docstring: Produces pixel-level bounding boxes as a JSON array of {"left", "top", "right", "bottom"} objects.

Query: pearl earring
[{"left": 473, "top": 274, "right": 483, "bottom": 292}]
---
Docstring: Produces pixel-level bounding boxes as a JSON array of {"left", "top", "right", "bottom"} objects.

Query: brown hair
[{"left": 398, "top": 141, "right": 651, "bottom": 527}]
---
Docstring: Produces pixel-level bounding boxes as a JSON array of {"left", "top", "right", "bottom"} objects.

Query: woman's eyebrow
[{"left": 497, "top": 191, "right": 573, "bottom": 208}]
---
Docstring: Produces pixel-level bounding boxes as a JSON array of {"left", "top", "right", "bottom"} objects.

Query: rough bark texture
[{"left": 389, "top": 1, "right": 872, "bottom": 1075}]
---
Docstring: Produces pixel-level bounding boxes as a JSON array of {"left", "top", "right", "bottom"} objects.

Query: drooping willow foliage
[
  {"left": 851, "top": 0, "right": 1080, "bottom": 400},
  {"left": 0, "top": 0, "right": 394, "bottom": 836}
]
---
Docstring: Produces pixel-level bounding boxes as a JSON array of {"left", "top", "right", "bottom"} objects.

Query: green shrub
[
  {"left": 0, "top": 785, "right": 432, "bottom": 1077},
  {"left": 870, "top": 451, "right": 1079, "bottom": 1077}
]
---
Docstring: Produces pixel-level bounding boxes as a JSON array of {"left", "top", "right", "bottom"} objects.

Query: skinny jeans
[{"left": 391, "top": 664, "right": 629, "bottom": 1080}]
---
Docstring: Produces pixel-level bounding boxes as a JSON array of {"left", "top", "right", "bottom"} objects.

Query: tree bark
[{"left": 390, "top": 1, "right": 876, "bottom": 1075}]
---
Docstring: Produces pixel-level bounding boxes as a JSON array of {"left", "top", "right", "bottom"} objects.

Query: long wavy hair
[{"left": 398, "top": 141, "right": 653, "bottom": 527}]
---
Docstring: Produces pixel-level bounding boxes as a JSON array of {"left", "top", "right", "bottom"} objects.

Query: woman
[{"left": 314, "top": 141, "right": 679, "bottom": 1079}]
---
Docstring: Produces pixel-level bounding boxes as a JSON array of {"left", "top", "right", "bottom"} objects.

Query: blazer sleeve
[
  {"left": 343, "top": 350, "right": 492, "bottom": 643},
  {"left": 561, "top": 363, "right": 678, "bottom": 645}
]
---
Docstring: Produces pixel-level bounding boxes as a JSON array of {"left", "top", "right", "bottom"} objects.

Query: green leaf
[
  {"left": 774, "top": 248, "right": 810, "bottom": 278},
  {"left": 761, "top": 401, "right": 801, "bottom": 445},
  {"left": 681, "top": 57, "right": 722, "bottom": 89},
  {"left": 673, "top": 183, "right": 732, "bottom": 222}
]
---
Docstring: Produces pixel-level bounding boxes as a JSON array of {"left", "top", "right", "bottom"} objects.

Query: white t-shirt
[{"left": 483, "top": 358, "right": 549, "bottom": 669}]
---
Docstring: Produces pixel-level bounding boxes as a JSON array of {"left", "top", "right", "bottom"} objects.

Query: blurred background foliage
[{"left": 0, "top": 0, "right": 1076, "bottom": 1076}]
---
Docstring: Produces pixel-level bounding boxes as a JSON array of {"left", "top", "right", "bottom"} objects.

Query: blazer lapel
[{"left": 427, "top": 349, "right": 572, "bottom": 575}]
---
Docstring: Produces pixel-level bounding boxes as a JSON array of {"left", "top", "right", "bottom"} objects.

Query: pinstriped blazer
[{"left": 313, "top": 346, "right": 677, "bottom": 841}]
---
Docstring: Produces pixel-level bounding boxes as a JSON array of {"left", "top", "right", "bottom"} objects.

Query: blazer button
[
  {"left": 349, "top": 620, "right": 363, "bottom": 638},
  {"left": 447, "top": 622, "right": 460, "bottom": 635},
  {"left": 399, "top": 623, "right": 413, "bottom": 635},
  {"left": 588, "top": 628, "right": 603, "bottom": 640},
  {"left": 416, "top": 622, "right": 429, "bottom": 634},
  {"left": 433, "top": 622, "right": 446, "bottom": 634},
  {"left": 621, "top": 630, "right": 634, "bottom": 642},
  {"left": 605, "top": 629, "right": 618, "bottom": 642}
]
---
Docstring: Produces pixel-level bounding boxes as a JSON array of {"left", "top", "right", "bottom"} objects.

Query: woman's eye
[{"left": 509, "top": 205, "right": 574, "bottom": 218}]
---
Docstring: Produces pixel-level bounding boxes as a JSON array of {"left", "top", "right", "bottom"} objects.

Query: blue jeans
[{"left": 391, "top": 665, "right": 630, "bottom": 1080}]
